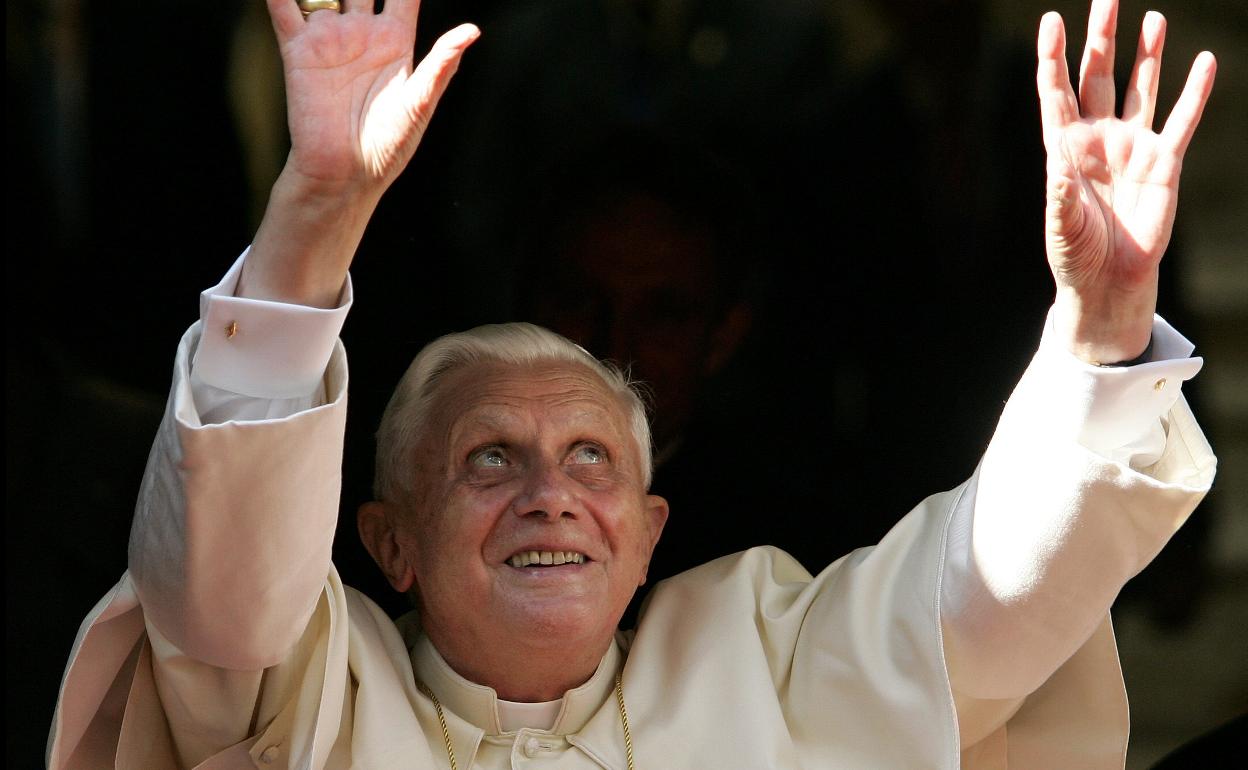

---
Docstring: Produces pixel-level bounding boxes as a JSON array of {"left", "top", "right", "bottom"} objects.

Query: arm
[
  {"left": 940, "top": 0, "right": 1217, "bottom": 749},
  {"left": 50, "top": 4, "right": 478, "bottom": 767},
  {"left": 131, "top": 0, "right": 477, "bottom": 671},
  {"left": 240, "top": 0, "right": 477, "bottom": 309}
]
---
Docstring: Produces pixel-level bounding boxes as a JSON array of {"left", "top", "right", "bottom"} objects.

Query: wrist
[
  {"left": 1053, "top": 287, "right": 1156, "bottom": 366},
  {"left": 273, "top": 163, "right": 385, "bottom": 213},
  {"left": 240, "top": 168, "right": 382, "bottom": 308}
]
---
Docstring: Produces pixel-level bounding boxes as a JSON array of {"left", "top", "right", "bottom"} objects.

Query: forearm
[
  {"left": 129, "top": 258, "right": 351, "bottom": 669},
  {"left": 237, "top": 6, "right": 478, "bottom": 308},
  {"left": 241, "top": 166, "right": 381, "bottom": 308},
  {"left": 1052, "top": 282, "right": 1157, "bottom": 365},
  {"left": 940, "top": 312, "right": 1215, "bottom": 703}
]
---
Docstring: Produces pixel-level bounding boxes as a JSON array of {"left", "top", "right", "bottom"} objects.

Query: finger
[
  {"left": 1122, "top": 11, "right": 1165, "bottom": 127},
  {"left": 267, "top": 0, "right": 304, "bottom": 41},
  {"left": 1037, "top": 12, "right": 1079, "bottom": 151},
  {"left": 1161, "top": 51, "right": 1217, "bottom": 160},
  {"left": 1078, "top": 0, "right": 1119, "bottom": 117},
  {"left": 404, "top": 24, "right": 480, "bottom": 130},
  {"left": 384, "top": 0, "right": 421, "bottom": 27},
  {"left": 342, "top": 0, "right": 371, "bottom": 15}
]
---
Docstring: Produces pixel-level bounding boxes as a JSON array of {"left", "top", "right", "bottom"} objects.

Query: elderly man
[{"left": 49, "top": 0, "right": 1217, "bottom": 767}]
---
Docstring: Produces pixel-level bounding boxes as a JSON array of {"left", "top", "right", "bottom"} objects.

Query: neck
[{"left": 427, "top": 627, "right": 614, "bottom": 702}]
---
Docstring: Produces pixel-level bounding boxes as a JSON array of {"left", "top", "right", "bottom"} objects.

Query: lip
[{"left": 502, "top": 561, "right": 590, "bottom": 577}]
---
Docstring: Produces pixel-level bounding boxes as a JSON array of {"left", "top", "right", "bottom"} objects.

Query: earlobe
[
  {"left": 645, "top": 493, "right": 669, "bottom": 551},
  {"left": 357, "top": 500, "right": 416, "bottom": 593},
  {"left": 637, "top": 495, "right": 668, "bottom": 588}
]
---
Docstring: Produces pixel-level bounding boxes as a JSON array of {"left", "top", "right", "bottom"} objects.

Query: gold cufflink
[
  {"left": 1153, "top": 378, "right": 1166, "bottom": 391},
  {"left": 225, "top": 321, "right": 238, "bottom": 339}
]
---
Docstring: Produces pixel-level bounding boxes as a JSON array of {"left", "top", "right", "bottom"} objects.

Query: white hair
[{"left": 374, "top": 322, "right": 653, "bottom": 503}]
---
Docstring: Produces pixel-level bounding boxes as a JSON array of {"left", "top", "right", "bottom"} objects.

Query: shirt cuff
[
  {"left": 191, "top": 249, "right": 353, "bottom": 399},
  {"left": 1035, "top": 308, "right": 1202, "bottom": 468}
]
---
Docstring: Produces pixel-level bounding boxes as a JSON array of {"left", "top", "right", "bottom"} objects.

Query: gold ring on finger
[{"left": 298, "top": 0, "right": 341, "bottom": 19}]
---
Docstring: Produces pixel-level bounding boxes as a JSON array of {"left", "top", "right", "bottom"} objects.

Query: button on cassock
[
  {"left": 524, "top": 736, "right": 541, "bottom": 757},
  {"left": 523, "top": 735, "right": 558, "bottom": 757}
]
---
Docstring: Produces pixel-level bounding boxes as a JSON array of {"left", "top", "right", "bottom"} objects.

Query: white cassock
[{"left": 47, "top": 254, "right": 1215, "bottom": 769}]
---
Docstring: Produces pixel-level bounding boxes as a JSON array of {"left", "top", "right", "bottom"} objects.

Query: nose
[{"left": 512, "top": 461, "right": 580, "bottom": 520}]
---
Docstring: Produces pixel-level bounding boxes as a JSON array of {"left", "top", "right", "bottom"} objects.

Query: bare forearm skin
[
  {"left": 239, "top": 167, "right": 383, "bottom": 308},
  {"left": 1053, "top": 283, "right": 1157, "bottom": 365}
]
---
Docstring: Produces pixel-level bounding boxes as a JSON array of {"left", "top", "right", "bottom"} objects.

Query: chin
[{"left": 498, "top": 596, "right": 621, "bottom": 646}]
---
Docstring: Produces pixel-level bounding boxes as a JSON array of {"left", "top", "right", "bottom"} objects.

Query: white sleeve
[
  {"left": 940, "top": 309, "right": 1216, "bottom": 738},
  {"left": 52, "top": 253, "right": 367, "bottom": 769},
  {"left": 1036, "top": 310, "right": 1202, "bottom": 471},
  {"left": 190, "top": 248, "right": 353, "bottom": 423},
  {"left": 129, "top": 249, "right": 356, "bottom": 671}
]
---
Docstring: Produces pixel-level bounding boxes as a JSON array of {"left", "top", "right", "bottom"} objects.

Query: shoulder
[
  {"left": 342, "top": 583, "right": 411, "bottom": 655},
  {"left": 635, "top": 486, "right": 962, "bottom": 635},
  {"left": 635, "top": 546, "right": 833, "bottom": 634},
  {"left": 655, "top": 545, "right": 819, "bottom": 591}
]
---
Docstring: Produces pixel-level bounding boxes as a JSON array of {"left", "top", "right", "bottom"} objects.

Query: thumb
[
  {"left": 1045, "top": 160, "right": 1083, "bottom": 245},
  {"left": 1044, "top": 158, "right": 1099, "bottom": 274},
  {"left": 404, "top": 24, "right": 480, "bottom": 133},
  {"left": 1044, "top": 160, "right": 1107, "bottom": 287}
]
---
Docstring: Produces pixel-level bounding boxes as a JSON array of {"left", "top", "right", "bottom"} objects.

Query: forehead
[{"left": 429, "top": 360, "right": 631, "bottom": 438}]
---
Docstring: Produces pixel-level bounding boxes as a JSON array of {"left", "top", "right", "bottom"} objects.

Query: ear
[
  {"left": 704, "top": 300, "right": 753, "bottom": 376},
  {"left": 358, "top": 500, "right": 416, "bottom": 593},
  {"left": 637, "top": 494, "right": 670, "bottom": 587}
]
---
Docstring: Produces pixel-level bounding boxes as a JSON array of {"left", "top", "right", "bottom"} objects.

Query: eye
[
  {"left": 569, "top": 443, "right": 607, "bottom": 465},
  {"left": 470, "top": 446, "right": 509, "bottom": 467}
]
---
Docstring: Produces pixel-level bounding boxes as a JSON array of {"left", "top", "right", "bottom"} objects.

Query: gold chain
[
  {"left": 417, "top": 675, "right": 637, "bottom": 770},
  {"left": 417, "top": 681, "right": 459, "bottom": 770},
  {"left": 614, "top": 672, "right": 637, "bottom": 770}
]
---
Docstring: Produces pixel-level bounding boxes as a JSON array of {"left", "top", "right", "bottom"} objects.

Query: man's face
[{"left": 392, "top": 360, "right": 667, "bottom": 677}]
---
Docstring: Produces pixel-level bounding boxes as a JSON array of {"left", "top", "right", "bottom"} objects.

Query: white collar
[
  {"left": 496, "top": 697, "right": 562, "bottom": 732},
  {"left": 399, "top": 612, "right": 623, "bottom": 737}
]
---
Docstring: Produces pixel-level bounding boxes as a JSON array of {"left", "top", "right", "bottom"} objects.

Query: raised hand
[
  {"left": 242, "top": 1, "right": 478, "bottom": 307},
  {"left": 268, "top": 0, "right": 478, "bottom": 192},
  {"left": 1038, "top": 0, "right": 1215, "bottom": 364}
]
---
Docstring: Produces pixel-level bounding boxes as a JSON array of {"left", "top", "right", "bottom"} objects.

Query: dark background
[{"left": 7, "top": 1, "right": 1246, "bottom": 766}]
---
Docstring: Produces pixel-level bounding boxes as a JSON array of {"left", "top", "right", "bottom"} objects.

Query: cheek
[
  {"left": 416, "top": 484, "right": 516, "bottom": 559},
  {"left": 405, "top": 507, "right": 492, "bottom": 607},
  {"left": 598, "top": 496, "right": 658, "bottom": 562}
]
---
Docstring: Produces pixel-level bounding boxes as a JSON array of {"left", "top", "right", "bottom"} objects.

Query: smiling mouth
[{"left": 507, "top": 550, "right": 588, "bottom": 568}]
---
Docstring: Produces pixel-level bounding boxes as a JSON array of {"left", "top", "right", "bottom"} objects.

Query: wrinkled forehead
[{"left": 428, "top": 359, "right": 635, "bottom": 443}]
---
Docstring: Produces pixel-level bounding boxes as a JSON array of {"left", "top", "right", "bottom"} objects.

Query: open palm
[
  {"left": 267, "top": 0, "right": 478, "bottom": 192},
  {"left": 1038, "top": 0, "right": 1215, "bottom": 360}
]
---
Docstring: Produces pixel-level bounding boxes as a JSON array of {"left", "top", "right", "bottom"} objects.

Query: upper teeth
[{"left": 509, "top": 551, "right": 586, "bottom": 568}]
